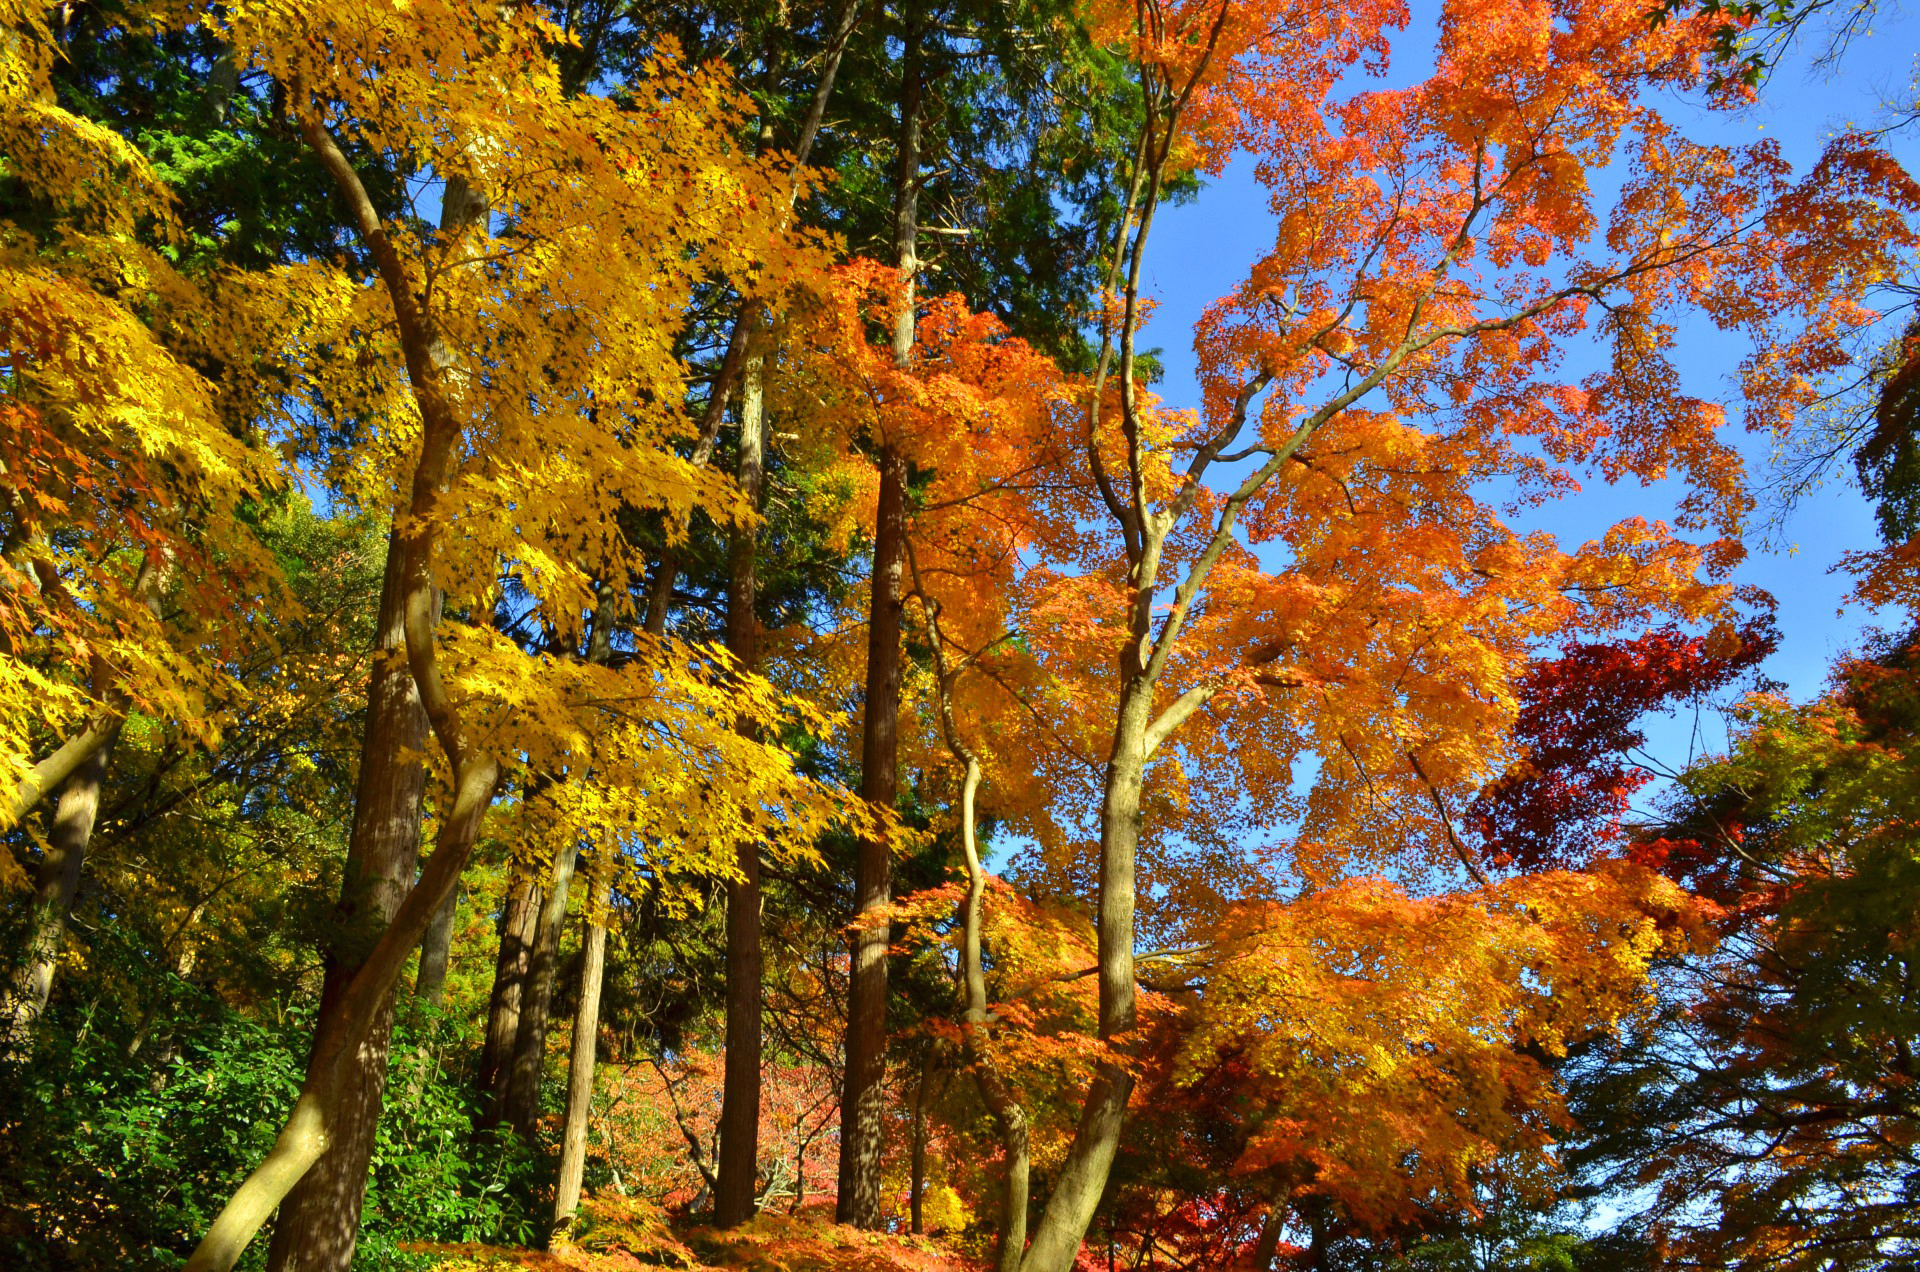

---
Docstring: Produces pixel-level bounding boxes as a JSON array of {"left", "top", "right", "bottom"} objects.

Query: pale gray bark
[
  {"left": 414, "top": 885, "right": 458, "bottom": 1005},
  {"left": 2, "top": 719, "right": 122, "bottom": 1054},
  {"left": 551, "top": 867, "right": 611, "bottom": 1238},
  {"left": 503, "top": 840, "right": 579, "bottom": 1139}
]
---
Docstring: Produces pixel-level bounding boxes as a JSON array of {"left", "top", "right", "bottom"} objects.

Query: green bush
[{"left": 0, "top": 994, "right": 547, "bottom": 1270}]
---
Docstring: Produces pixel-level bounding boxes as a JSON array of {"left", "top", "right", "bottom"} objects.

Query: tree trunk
[
  {"left": 837, "top": 17, "right": 922, "bottom": 1227},
  {"left": 1017, "top": 681, "right": 1153, "bottom": 1272},
  {"left": 3, "top": 551, "right": 168, "bottom": 1045},
  {"left": 265, "top": 530, "right": 431, "bottom": 1272},
  {"left": 955, "top": 753, "right": 1031, "bottom": 1272},
  {"left": 477, "top": 867, "right": 541, "bottom": 1126},
  {"left": 414, "top": 885, "right": 458, "bottom": 1005},
  {"left": 503, "top": 840, "right": 579, "bottom": 1140},
  {"left": 551, "top": 865, "right": 611, "bottom": 1240},
  {"left": 636, "top": 0, "right": 860, "bottom": 639},
  {"left": 2, "top": 718, "right": 121, "bottom": 1054},
  {"left": 907, "top": 1045, "right": 935, "bottom": 1234},
  {"left": 1251, "top": 1205, "right": 1285, "bottom": 1272},
  {"left": 186, "top": 107, "right": 502, "bottom": 1272},
  {"left": 715, "top": 327, "right": 768, "bottom": 1228},
  {"left": 185, "top": 756, "right": 499, "bottom": 1272}
]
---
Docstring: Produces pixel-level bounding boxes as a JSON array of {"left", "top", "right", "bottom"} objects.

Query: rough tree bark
[
  {"left": 265, "top": 531, "right": 431, "bottom": 1272},
  {"left": 477, "top": 867, "right": 541, "bottom": 1124},
  {"left": 837, "top": 10, "right": 923, "bottom": 1227},
  {"left": 502, "top": 841, "right": 579, "bottom": 1140},
  {"left": 714, "top": 327, "right": 768, "bottom": 1227}
]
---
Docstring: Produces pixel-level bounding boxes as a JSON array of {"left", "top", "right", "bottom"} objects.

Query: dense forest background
[{"left": 3, "top": 0, "right": 1919, "bottom": 1269}]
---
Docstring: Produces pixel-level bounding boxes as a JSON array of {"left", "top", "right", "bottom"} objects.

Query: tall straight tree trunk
[
  {"left": 551, "top": 589, "right": 619, "bottom": 1235},
  {"left": 503, "top": 841, "right": 579, "bottom": 1140},
  {"left": 837, "top": 15, "right": 923, "bottom": 1228},
  {"left": 477, "top": 868, "right": 541, "bottom": 1126},
  {"left": 907, "top": 1045, "right": 937, "bottom": 1234},
  {"left": 2, "top": 718, "right": 121, "bottom": 1054},
  {"left": 551, "top": 864, "right": 611, "bottom": 1238},
  {"left": 637, "top": 0, "right": 861, "bottom": 637},
  {"left": 265, "top": 530, "right": 431, "bottom": 1272},
  {"left": 715, "top": 326, "right": 768, "bottom": 1227}
]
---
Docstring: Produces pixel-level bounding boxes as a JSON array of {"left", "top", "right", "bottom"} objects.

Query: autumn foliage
[{"left": 3, "top": 0, "right": 1920, "bottom": 1269}]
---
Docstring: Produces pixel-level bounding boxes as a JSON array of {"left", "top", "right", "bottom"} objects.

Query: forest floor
[{"left": 415, "top": 1197, "right": 976, "bottom": 1272}]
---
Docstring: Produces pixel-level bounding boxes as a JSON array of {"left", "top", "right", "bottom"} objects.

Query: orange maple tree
[{"left": 898, "top": 0, "right": 1919, "bottom": 1264}]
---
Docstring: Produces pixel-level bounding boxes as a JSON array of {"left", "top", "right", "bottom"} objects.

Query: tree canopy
[{"left": 3, "top": 0, "right": 1919, "bottom": 1270}]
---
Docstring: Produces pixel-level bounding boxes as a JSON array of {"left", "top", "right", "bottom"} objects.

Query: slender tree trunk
[
  {"left": 2, "top": 718, "right": 121, "bottom": 1054},
  {"left": 503, "top": 841, "right": 579, "bottom": 1140},
  {"left": 414, "top": 886, "right": 458, "bottom": 1005},
  {"left": 715, "top": 326, "right": 768, "bottom": 1228},
  {"left": 551, "top": 865, "right": 611, "bottom": 1240},
  {"left": 1016, "top": 682, "right": 1151, "bottom": 1272},
  {"left": 910, "top": 576, "right": 1030, "bottom": 1272},
  {"left": 837, "top": 16, "right": 923, "bottom": 1227},
  {"left": 478, "top": 868, "right": 541, "bottom": 1126},
  {"left": 265, "top": 530, "right": 431, "bottom": 1272},
  {"left": 907, "top": 1045, "right": 935, "bottom": 1234},
  {"left": 3, "top": 551, "right": 168, "bottom": 1042},
  {"left": 957, "top": 752, "right": 1030, "bottom": 1272}
]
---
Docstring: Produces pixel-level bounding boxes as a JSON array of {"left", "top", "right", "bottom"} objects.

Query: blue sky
[{"left": 1133, "top": 3, "right": 1920, "bottom": 769}]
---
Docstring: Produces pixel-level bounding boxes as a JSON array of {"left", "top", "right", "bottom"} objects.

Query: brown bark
[
  {"left": 1251, "top": 1206, "right": 1285, "bottom": 1272},
  {"left": 265, "top": 529, "right": 432, "bottom": 1272},
  {"left": 503, "top": 841, "right": 579, "bottom": 1140},
  {"left": 715, "top": 329, "right": 768, "bottom": 1228},
  {"left": 907, "top": 1045, "right": 936, "bottom": 1234},
  {"left": 838, "top": 445, "right": 906, "bottom": 1228},
  {"left": 837, "top": 15, "right": 922, "bottom": 1227},
  {"left": 551, "top": 865, "right": 611, "bottom": 1239},
  {"left": 478, "top": 867, "right": 541, "bottom": 1125}
]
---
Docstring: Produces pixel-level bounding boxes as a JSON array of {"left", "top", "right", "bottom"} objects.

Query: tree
[
  {"left": 1569, "top": 634, "right": 1920, "bottom": 1270},
  {"left": 988, "top": 0, "right": 1905, "bottom": 1263},
  {"left": 166, "top": 3, "right": 851, "bottom": 1266},
  {"left": 0, "top": 0, "right": 294, "bottom": 1044}
]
